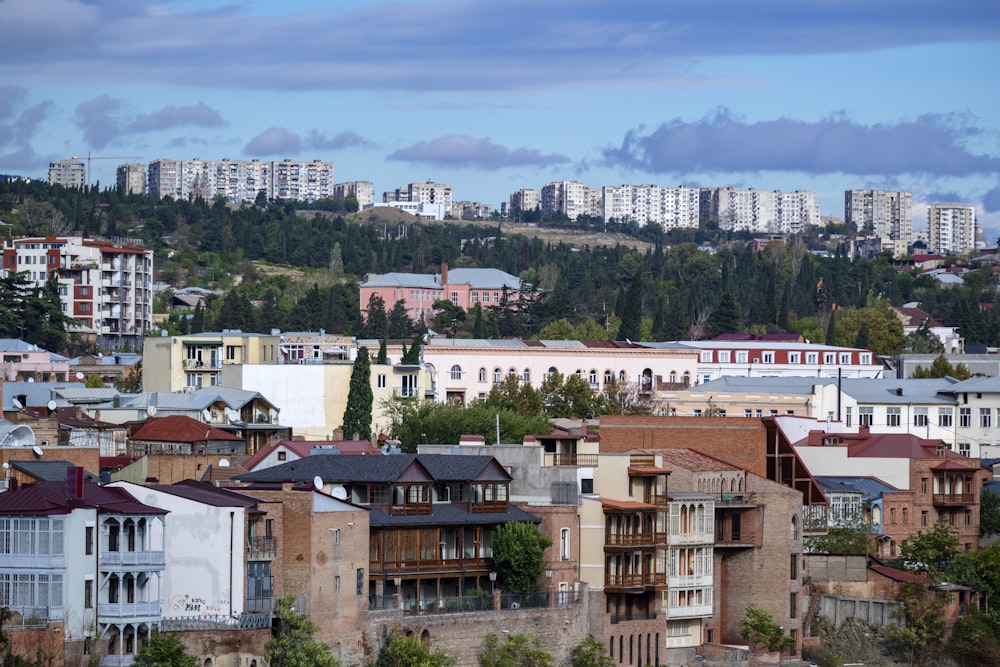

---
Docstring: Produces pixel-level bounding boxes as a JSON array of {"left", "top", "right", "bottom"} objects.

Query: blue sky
[{"left": 2, "top": 0, "right": 1000, "bottom": 239}]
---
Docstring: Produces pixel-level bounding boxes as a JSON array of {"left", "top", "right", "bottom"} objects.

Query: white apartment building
[
  {"left": 333, "top": 180, "right": 375, "bottom": 207},
  {"left": 602, "top": 184, "right": 702, "bottom": 229},
  {"left": 116, "top": 163, "right": 146, "bottom": 196},
  {"left": 928, "top": 203, "right": 977, "bottom": 255},
  {"left": 507, "top": 188, "right": 541, "bottom": 216},
  {"left": 383, "top": 181, "right": 453, "bottom": 207},
  {"left": 48, "top": 160, "right": 86, "bottom": 188},
  {"left": 2, "top": 236, "right": 154, "bottom": 350},
  {"left": 147, "top": 158, "right": 333, "bottom": 203},
  {"left": 845, "top": 190, "right": 913, "bottom": 242},
  {"left": 705, "top": 188, "right": 820, "bottom": 234},
  {"left": 541, "top": 181, "right": 595, "bottom": 220}
]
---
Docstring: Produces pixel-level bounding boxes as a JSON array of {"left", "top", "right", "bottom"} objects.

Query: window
[
  {"left": 450, "top": 292, "right": 458, "bottom": 305},
  {"left": 522, "top": 369, "right": 530, "bottom": 383},
  {"left": 839, "top": 353, "right": 850, "bottom": 364},
  {"left": 981, "top": 409, "right": 992, "bottom": 428},
  {"left": 939, "top": 408, "right": 953, "bottom": 427},
  {"left": 246, "top": 561, "right": 272, "bottom": 612},
  {"left": 914, "top": 407, "right": 928, "bottom": 427},
  {"left": 806, "top": 352, "right": 818, "bottom": 364},
  {"left": 902, "top": 508, "right": 908, "bottom": 524},
  {"left": 356, "top": 568, "right": 364, "bottom": 596},
  {"left": 377, "top": 374, "right": 386, "bottom": 389},
  {"left": 887, "top": 407, "right": 901, "bottom": 427},
  {"left": 960, "top": 408, "right": 971, "bottom": 428},
  {"left": 736, "top": 351, "right": 748, "bottom": 363},
  {"left": 859, "top": 407, "right": 874, "bottom": 426},
  {"left": 277, "top": 451, "right": 287, "bottom": 461},
  {"left": 824, "top": 353, "right": 835, "bottom": 364},
  {"left": 845, "top": 407, "right": 852, "bottom": 427},
  {"left": 718, "top": 351, "right": 730, "bottom": 363},
  {"left": 921, "top": 511, "right": 928, "bottom": 526},
  {"left": 790, "top": 555, "right": 797, "bottom": 580},
  {"left": 790, "top": 592, "right": 798, "bottom": 618},
  {"left": 762, "top": 352, "right": 774, "bottom": 364},
  {"left": 333, "top": 528, "right": 340, "bottom": 545},
  {"left": 788, "top": 352, "right": 800, "bottom": 364},
  {"left": 604, "top": 370, "right": 613, "bottom": 386},
  {"left": 581, "top": 478, "right": 594, "bottom": 494},
  {"left": 860, "top": 353, "right": 872, "bottom": 364},
  {"left": 335, "top": 575, "right": 340, "bottom": 592},
  {"left": 449, "top": 365, "right": 462, "bottom": 381},
  {"left": 471, "top": 292, "right": 478, "bottom": 303},
  {"left": 589, "top": 370, "right": 598, "bottom": 386},
  {"left": 921, "top": 478, "right": 929, "bottom": 494},
  {"left": 493, "top": 368, "right": 501, "bottom": 384},
  {"left": 84, "top": 579, "right": 93, "bottom": 609},
  {"left": 85, "top": 526, "right": 94, "bottom": 555},
  {"left": 959, "top": 442, "right": 971, "bottom": 457},
  {"left": 479, "top": 368, "right": 486, "bottom": 382},
  {"left": 560, "top": 528, "right": 570, "bottom": 560},
  {"left": 548, "top": 367, "right": 558, "bottom": 378},
  {"left": 700, "top": 350, "right": 712, "bottom": 362}
]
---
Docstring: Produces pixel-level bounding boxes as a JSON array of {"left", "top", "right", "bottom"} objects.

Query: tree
[
  {"left": 376, "top": 338, "right": 387, "bottom": 364},
  {"left": 980, "top": 489, "right": 1000, "bottom": 536},
  {"left": 266, "top": 597, "right": 342, "bottom": 667},
  {"left": 708, "top": 291, "right": 742, "bottom": 337},
  {"left": 911, "top": 354, "right": 971, "bottom": 380},
  {"left": 834, "top": 300, "right": 904, "bottom": 356},
  {"left": 342, "top": 346, "right": 373, "bottom": 440},
  {"left": 478, "top": 632, "right": 553, "bottom": 667},
  {"left": 135, "top": 633, "right": 198, "bottom": 667},
  {"left": 83, "top": 373, "right": 105, "bottom": 388},
  {"left": 364, "top": 294, "right": 389, "bottom": 340},
  {"left": 374, "top": 629, "right": 456, "bottom": 667},
  {"left": 896, "top": 523, "right": 960, "bottom": 575},
  {"left": 804, "top": 517, "right": 875, "bottom": 556},
  {"left": 739, "top": 603, "right": 795, "bottom": 652},
  {"left": 567, "top": 637, "right": 615, "bottom": 667},
  {"left": 490, "top": 521, "right": 552, "bottom": 594},
  {"left": 388, "top": 299, "right": 414, "bottom": 339}
]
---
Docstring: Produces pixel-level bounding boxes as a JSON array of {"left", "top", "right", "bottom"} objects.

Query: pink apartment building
[{"left": 359, "top": 263, "right": 525, "bottom": 324}]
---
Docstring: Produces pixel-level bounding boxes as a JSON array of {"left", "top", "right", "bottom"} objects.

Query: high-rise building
[
  {"left": 2, "top": 236, "right": 154, "bottom": 350},
  {"left": 705, "top": 188, "right": 819, "bottom": 234},
  {"left": 146, "top": 158, "right": 333, "bottom": 203},
  {"left": 541, "top": 181, "right": 592, "bottom": 220},
  {"left": 383, "top": 181, "right": 453, "bottom": 207},
  {"left": 602, "top": 184, "right": 702, "bottom": 229},
  {"left": 116, "top": 163, "right": 147, "bottom": 195},
  {"left": 507, "top": 189, "right": 540, "bottom": 216},
  {"left": 333, "top": 180, "right": 374, "bottom": 207},
  {"left": 928, "top": 204, "right": 977, "bottom": 255},
  {"left": 845, "top": 190, "right": 913, "bottom": 241},
  {"left": 48, "top": 159, "right": 86, "bottom": 188}
]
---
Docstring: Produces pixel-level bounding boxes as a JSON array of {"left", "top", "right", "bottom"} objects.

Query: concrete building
[
  {"left": 147, "top": 158, "right": 333, "bottom": 203},
  {"left": 704, "top": 188, "right": 820, "bottom": 234},
  {"left": 602, "top": 185, "right": 702, "bottom": 230},
  {"left": 333, "top": 180, "right": 374, "bottom": 207},
  {"left": 423, "top": 338, "right": 699, "bottom": 406},
  {"left": 370, "top": 200, "right": 446, "bottom": 220},
  {"left": 928, "top": 204, "right": 977, "bottom": 255},
  {"left": 48, "top": 159, "right": 86, "bottom": 188},
  {"left": 2, "top": 236, "right": 154, "bottom": 351},
  {"left": 541, "top": 181, "right": 594, "bottom": 220},
  {"left": 383, "top": 181, "right": 452, "bottom": 207},
  {"left": 115, "top": 163, "right": 147, "bottom": 195},
  {"left": 506, "top": 189, "right": 540, "bottom": 217},
  {"left": 892, "top": 306, "right": 963, "bottom": 353},
  {"left": 142, "top": 330, "right": 283, "bottom": 393},
  {"left": 845, "top": 190, "right": 913, "bottom": 242},
  {"left": 0, "top": 339, "right": 70, "bottom": 382}
]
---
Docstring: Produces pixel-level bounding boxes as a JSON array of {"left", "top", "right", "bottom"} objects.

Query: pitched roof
[
  {"left": 130, "top": 415, "right": 243, "bottom": 443},
  {"left": 236, "top": 453, "right": 506, "bottom": 484},
  {"left": 146, "top": 479, "right": 264, "bottom": 509},
  {"left": 0, "top": 481, "right": 167, "bottom": 516},
  {"left": 659, "top": 448, "right": 741, "bottom": 472},
  {"left": 9, "top": 460, "right": 99, "bottom": 482},
  {"left": 869, "top": 562, "right": 924, "bottom": 584}
]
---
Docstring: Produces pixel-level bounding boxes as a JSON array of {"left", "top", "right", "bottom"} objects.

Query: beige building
[
  {"left": 48, "top": 159, "right": 86, "bottom": 188},
  {"left": 333, "top": 180, "right": 375, "bottom": 207},
  {"left": 928, "top": 203, "right": 977, "bottom": 255},
  {"left": 507, "top": 188, "right": 540, "bottom": 216},
  {"left": 116, "top": 163, "right": 147, "bottom": 195},
  {"left": 602, "top": 184, "right": 702, "bottom": 230},
  {"left": 541, "top": 181, "right": 595, "bottom": 220},
  {"left": 845, "top": 190, "right": 913, "bottom": 242},
  {"left": 143, "top": 331, "right": 283, "bottom": 392}
]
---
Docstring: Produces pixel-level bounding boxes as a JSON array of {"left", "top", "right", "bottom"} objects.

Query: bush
[{"left": 802, "top": 643, "right": 842, "bottom": 667}]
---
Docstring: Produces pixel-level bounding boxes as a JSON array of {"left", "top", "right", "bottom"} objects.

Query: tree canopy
[{"left": 491, "top": 521, "right": 552, "bottom": 595}]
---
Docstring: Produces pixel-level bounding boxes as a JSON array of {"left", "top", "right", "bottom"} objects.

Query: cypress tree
[{"left": 342, "top": 346, "right": 373, "bottom": 440}]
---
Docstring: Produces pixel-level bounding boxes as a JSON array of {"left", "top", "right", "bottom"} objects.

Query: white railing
[
  {"left": 99, "top": 550, "right": 165, "bottom": 567},
  {"left": 98, "top": 601, "right": 161, "bottom": 619}
]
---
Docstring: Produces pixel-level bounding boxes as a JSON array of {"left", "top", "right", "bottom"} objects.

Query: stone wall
[{"left": 816, "top": 594, "right": 902, "bottom": 630}]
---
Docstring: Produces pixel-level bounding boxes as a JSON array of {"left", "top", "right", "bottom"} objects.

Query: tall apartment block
[
  {"left": 541, "top": 181, "right": 597, "bottom": 220},
  {"left": 48, "top": 159, "right": 86, "bottom": 188},
  {"left": 116, "top": 163, "right": 147, "bottom": 195},
  {"left": 845, "top": 190, "right": 913, "bottom": 242},
  {"left": 507, "top": 188, "right": 541, "bottom": 216},
  {"left": 333, "top": 180, "right": 374, "bottom": 207},
  {"left": 383, "top": 181, "right": 453, "bottom": 206},
  {"left": 928, "top": 203, "right": 977, "bottom": 255},
  {"left": 2, "top": 236, "right": 154, "bottom": 350},
  {"left": 147, "top": 158, "right": 333, "bottom": 203},
  {"left": 602, "top": 184, "right": 702, "bottom": 229},
  {"left": 704, "top": 188, "right": 820, "bottom": 234}
]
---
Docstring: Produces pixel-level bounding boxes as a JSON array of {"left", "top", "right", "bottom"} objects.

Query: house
[
  {"left": 0, "top": 339, "right": 70, "bottom": 382},
  {"left": 0, "top": 476, "right": 167, "bottom": 667},
  {"left": 892, "top": 306, "right": 964, "bottom": 353},
  {"left": 241, "top": 438, "right": 382, "bottom": 472}
]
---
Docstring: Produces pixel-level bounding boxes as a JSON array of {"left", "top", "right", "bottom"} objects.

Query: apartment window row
[
  {"left": 699, "top": 350, "right": 867, "bottom": 365},
  {"left": 0, "top": 518, "right": 65, "bottom": 555},
  {"left": 0, "top": 573, "right": 64, "bottom": 612}
]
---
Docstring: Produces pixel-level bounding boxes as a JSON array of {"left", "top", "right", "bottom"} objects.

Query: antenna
[
  {"left": 147, "top": 405, "right": 157, "bottom": 417},
  {"left": 11, "top": 398, "right": 22, "bottom": 410},
  {"left": 218, "top": 458, "right": 230, "bottom": 468},
  {"left": 76, "top": 372, "right": 85, "bottom": 380},
  {"left": 312, "top": 476, "right": 323, "bottom": 491},
  {"left": 32, "top": 446, "right": 43, "bottom": 457}
]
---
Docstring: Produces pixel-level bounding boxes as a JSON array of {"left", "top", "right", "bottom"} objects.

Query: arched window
[
  {"left": 493, "top": 368, "right": 501, "bottom": 384},
  {"left": 548, "top": 366, "right": 558, "bottom": 378},
  {"left": 604, "top": 370, "right": 613, "bottom": 386},
  {"left": 522, "top": 369, "right": 531, "bottom": 383},
  {"left": 791, "top": 515, "right": 799, "bottom": 541},
  {"left": 508, "top": 367, "right": 517, "bottom": 378},
  {"left": 682, "top": 371, "right": 690, "bottom": 386},
  {"left": 575, "top": 369, "right": 583, "bottom": 378},
  {"left": 479, "top": 367, "right": 487, "bottom": 382},
  {"left": 669, "top": 371, "right": 677, "bottom": 383},
  {"left": 450, "top": 365, "right": 462, "bottom": 380},
  {"left": 589, "top": 370, "right": 598, "bottom": 385},
  {"left": 619, "top": 370, "right": 627, "bottom": 382}
]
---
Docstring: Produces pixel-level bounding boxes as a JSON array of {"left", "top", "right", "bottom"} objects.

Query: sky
[{"left": 2, "top": 0, "right": 1000, "bottom": 240}]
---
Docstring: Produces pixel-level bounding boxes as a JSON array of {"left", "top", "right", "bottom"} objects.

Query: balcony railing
[
  {"left": 99, "top": 655, "right": 135, "bottom": 667},
  {"left": 642, "top": 493, "right": 669, "bottom": 507},
  {"left": 98, "top": 601, "right": 161, "bottom": 619},
  {"left": 552, "top": 453, "right": 599, "bottom": 467},
  {"left": 248, "top": 536, "right": 277, "bottom": 559},
  {"left": 0, "top": 554, "right": 65, "bottom": 568},
  {"left": 471, "top": 500, "right": 509, "bottom": 513},
  {"left": 666, "top": 603, "right": 713, "bottom": 619},
  {"left": 933, "top": 493, "right": 975, "bottom": 507},
  {"left": 605, "top": 532, "right": 667, "bottom": 547},
  {"left": 605, "top": 572, "right": 667, "bottom": 589},
  {"left": 668, "top": 574, "right": 713, "bottom": 588},
  {"left": 100, "top": 550, "right": 165, "bottom": 568}
]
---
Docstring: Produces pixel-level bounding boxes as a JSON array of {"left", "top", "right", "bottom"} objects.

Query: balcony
[
  {"left": 99, "top": 655, "right": 136, "bottom": 667},
  {"left": 0, "top": 554, "right": 65, "bottom": 568},
  {"left": 248, "top": 536, "right": 277, "bottom": 559},
  {"left": 604, "top": 572, "right": 666, "bottom": 590},
  {"left": 668, "top": 573, "right": 712, "bottom": 589},
  {"left": 98, "top": 601, "right": 161, "bottom": 620},
  {"left": 605, "top": 532, "right": 667, "bottom": 548},
  {"left": 552, "top": 453, "right": 599, "bottom": 467},
  {"left": 933, "top": 493, "right": 975, "bottom": 507},
  {"left": 100, "top": 550, "right": 165, "bottom": 568},
  {"left": 666, "top": 603, "right": 713, "bottom": 619}
]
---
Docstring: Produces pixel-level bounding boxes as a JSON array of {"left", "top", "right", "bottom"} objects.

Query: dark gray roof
[
  {"left": 367, "top": 502, "right": 538, "bottom": 527},
  {"left": 814, "top": 476, "right": 900, "bottom": 502},
  {"left": 10, "top": 460, "right": 99, "bottom": 482},
  {"left": 236, "top": 453, "right": 506, "bottom": 484}
]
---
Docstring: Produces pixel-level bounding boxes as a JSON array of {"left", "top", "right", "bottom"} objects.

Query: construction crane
[{"left": 71, "top": 151, "right": 142, "bottom": 186}]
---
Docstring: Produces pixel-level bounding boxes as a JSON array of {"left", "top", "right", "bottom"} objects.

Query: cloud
[
  {"left": 306, "top": 130, "right": 376, "bottom": 151},
  {"left": 245, "top": 127, "right": 302, "bottom": 156},
  {"left": 74, "top": 96, "right": 226, "bottom": 149},
  {"left": 129, "top": 103, "right": 224, "bottom": 133},
  {"left": 0, "top": 86, "right": 51, "bottom": 153},
  {"left": 2, "top": 1, "right": 997, "bottom": 92},
  {"left": 602, "top": 109, "right": 1000, "bottom": 177},
  {"left": 388, "top": 135, "right": 570, "bottom": 170},
  {"left": 983, "top": 185, "right": 1000, "bottom": 213}
]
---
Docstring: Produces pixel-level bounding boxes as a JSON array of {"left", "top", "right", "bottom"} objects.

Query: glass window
[
  {"left": 735, "top": 351, "right": 748, "bottom": 363},
  {"left": 887, "top": 407, "right": 901, "bottom": 427},
  {"left": 939, "top": 408, "right": 953, "bottom": 428},
  {"left": 914, "top": 407, "right": 928, "bottom": 427},
  {"left": 859, "top": 406, "right": 874, "bottom": 426},
  {"left": 450, "top": 365, "right": 462, "bottom": 380},
  {"left": 980, "top": 408, "right": 992, "bottom": 428},
  {"left": 718, "top": 351, "right": 730, "bottom": 363},
  {"left": 493, "top": 368, "right": 501, "bottom": 384},
  {"left": 478, "top": 368, "right": 486, "bottom": 382},
  {"left": 960, "top": 408, "right": 971, "bottom": 428}
]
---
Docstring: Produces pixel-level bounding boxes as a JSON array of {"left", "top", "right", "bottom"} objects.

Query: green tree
[
  {"left": 83, "top": 373, "right": 105, "bottom": 388},
  {"left": 342, "top": 346, "right": 373, "bottom": 440},
  {"left": 266, "top": 597, "right": 342, "bottom": 667},
  {"left": 567, "top": 637, "right": 614, "bottom": 667},
  {"left": 804, "top": 517, "right": 875, "bottom": 556},
  {"left": 478, "top": 632, "right": 553, "bottom": 667},
  {"left": 374, "top": 629, "right": 456, "bottom": 667},
  {"left": 135, "top": 633, "right": 198, "bottom": 667},
  {"left": 388, "top": 299, "right": 414, "bottom": 339},
  {"left": 708, "top": 291, "right": 742, "bottom": 337},
  {"left": 911, "top": 354, "right": 971, "bottom": 380},
  {"left": 739, "top": 603, "right": 795, "bottom": 652},
  {"left": 896, "top": 522, "right": 960, "bottom": 575},
  {"left": 980, "top": 490, "right": 1000, "bottom": 536},
  {"left": 364, "top": 294, "right": 389, "bottom": 340},
  {"left": 376, "top": 338, "right": 388, "bottom": 364},
  {"left": 535, "top": 318, "right": 576, "bottom": 340},
  {"left": 490, "top": 521, "right": 552, "bottom": 594},
  {"left": 834, "top": 300, "right": 904, "bottom": 356}
]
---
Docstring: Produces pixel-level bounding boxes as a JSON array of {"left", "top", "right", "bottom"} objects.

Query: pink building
[
  {"left": 0, "top": 339, "right": 69, "bottom": 382},
  {"left": 359, "top": 263, "right": 525, "bottom": 324}
]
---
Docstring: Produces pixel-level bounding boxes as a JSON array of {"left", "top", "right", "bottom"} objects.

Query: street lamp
[{"left": 489, "top": 571, "right": 497, "bottom": 594}]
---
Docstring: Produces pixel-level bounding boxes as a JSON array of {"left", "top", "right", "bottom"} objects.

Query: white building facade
[
  {"left": 147, "top": 158, "right": 333, "bottom": 203},
  {"left": 928, "top": 204, "right": 977, "bottom": 255}
]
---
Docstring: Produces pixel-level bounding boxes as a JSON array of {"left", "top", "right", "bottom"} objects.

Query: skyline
[{"left": 2, "top": 0, "right": 999, "bottom": 239}]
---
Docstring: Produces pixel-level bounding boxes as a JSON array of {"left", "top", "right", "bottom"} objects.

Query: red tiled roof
[
  {"left": 130, "top": 415, "right": 243, "bottom": 443},
  {"left": 869, "top": 562, "right": 924, "bottom": 584},
  {"left": 845, "top": 433, "right": 962, "bottom": 460},
  {"left": 0, "top": 481, "right": 167, "bottom": 516}
]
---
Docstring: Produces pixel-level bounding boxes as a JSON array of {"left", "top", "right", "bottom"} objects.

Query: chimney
[
  {"left": 859, "top": 424, "right": 870, "bottom": 437},
  {"left": 440, "top": 262, "right": 448, "bottom": 287},
  {"left": 333, "top": 427, "right": 344, "bottom": 440}
]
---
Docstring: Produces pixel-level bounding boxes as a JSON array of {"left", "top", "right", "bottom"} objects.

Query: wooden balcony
[
  {"left": 552, "top": 453, "right": 599, "bottom": 467},
  {"left": 388, "top": 502, "right": 432, "bottom": 516},
  {"left": 933, "top": 493, "right": 975, "bottom": 507},
  {"left": 371, "top": 556, "right": 492, "bottom": 576},
  {"left": 471, "top": 500, "right": 509, "bottom": 514},
  {"left": 604, "top": 572, "right": 667, "bottom": 591},
  {"left": 605, "top": 532, "right": 667, "bottom": 548}
]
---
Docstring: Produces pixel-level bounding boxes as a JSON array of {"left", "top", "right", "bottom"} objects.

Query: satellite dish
[
  {"left": 312, "top": 476, "right": 323, "bottom": 491},
  {"left": 76, "top": 372, "right": 85, "bottom": 380},
  {"left": 47, "top": 400, "right": 57, "bottom": 411},
  {"left": 331, "top": 487, "right": 347, "bottom": 501},
  {"left": 26, "top": 378, "right": 34, "bottom": 383},
  {"left": 32, "top": 446, "right": 43, "bottom": 457},
  {"left": 11, "top": 398, "right": 22, "bottom": 410},
  {"left": 227, "top": 409, "right": 239, "bottom": 423},
  {"left": 202, "top": 409, "right": 212, "bottom": 421},
  {"left": 2, "top": 463, "right": 9, "bottom": 469},
  {"left": 147, "top": 405, "right": 157, "bottom": 417},
  {"left": 218, "top": 458, "right": 230, "bottom": 468}
]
